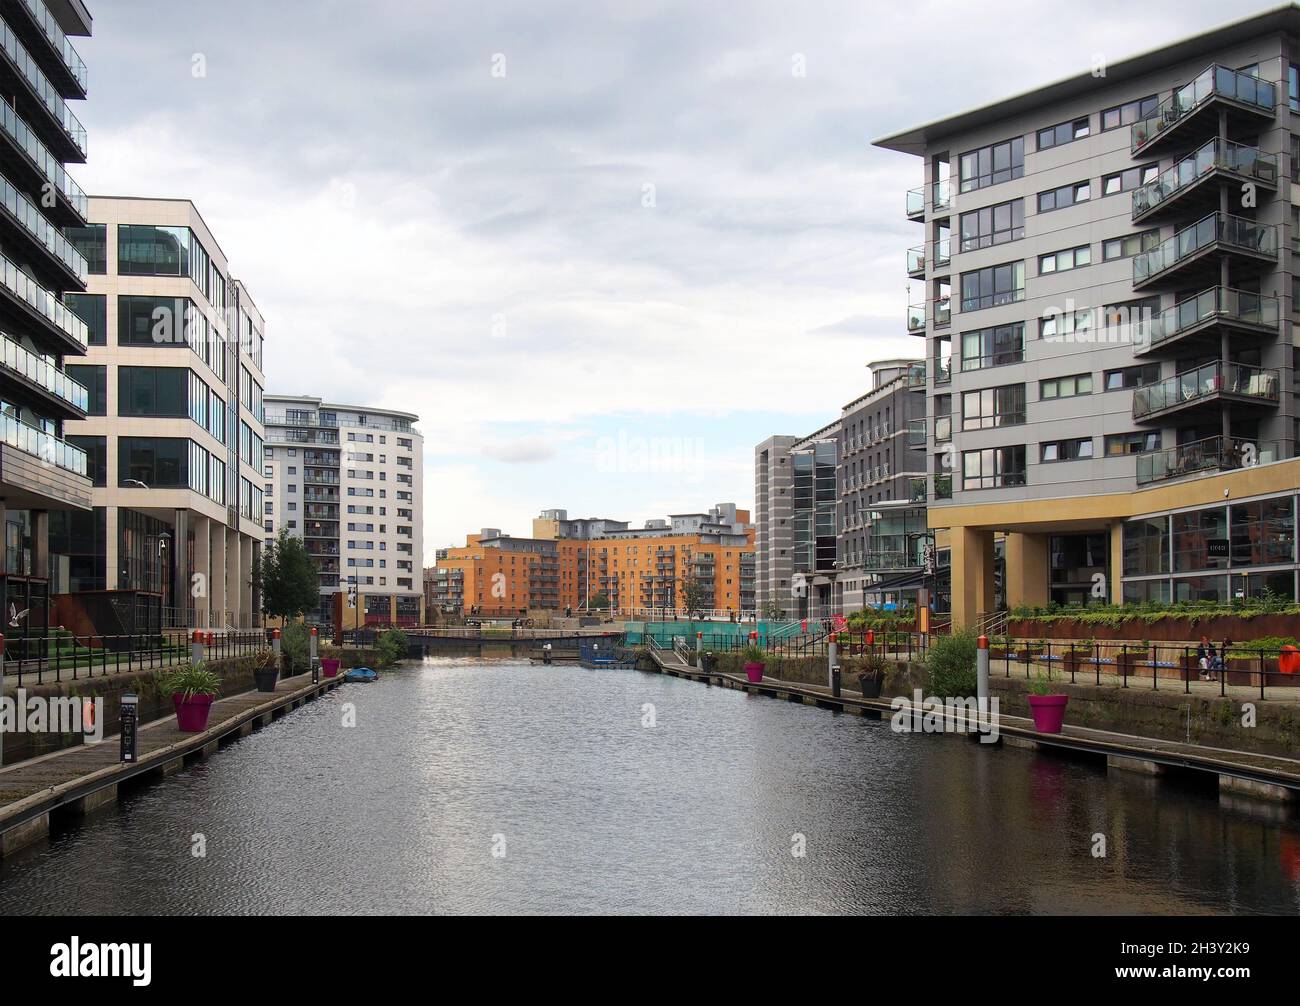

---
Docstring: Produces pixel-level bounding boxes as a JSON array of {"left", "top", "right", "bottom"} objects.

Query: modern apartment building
[
  {"left": 753, "top": 359, "right": 929, "bottom": 618},
  {"left": 263, "top": 395, "right": 424, "bottom": 627},
  {"left": 428, "top": 504, "right": 755, "bottom": 618},
  {"left": 0, "top": 0, "right": 92, "bottom": 638},
  {"left": 60, "top": 197, "right": 267, "bottom": 631},
  {"left": 875, "top": 5, "right": 1300, "bottom": 627}
]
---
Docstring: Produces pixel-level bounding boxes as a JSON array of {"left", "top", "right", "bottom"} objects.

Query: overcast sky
[{"left": 75, "top": 0, "right": 1245, "bottom": 558}]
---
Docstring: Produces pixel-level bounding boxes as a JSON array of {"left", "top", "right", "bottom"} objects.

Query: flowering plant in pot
[
  {"left": 740, "top": 642, "right": 766, "bottom": 683},
  {"left": 1026, "top": 671, "right": 1067, "bottom": 734},
  {"left": 160, "top": 663, "right": 223, "bottom": 733}
]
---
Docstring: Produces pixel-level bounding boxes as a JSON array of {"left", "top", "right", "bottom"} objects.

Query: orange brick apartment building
[{"left": 425, "top": 505, "right": 756, "bottom": 618}]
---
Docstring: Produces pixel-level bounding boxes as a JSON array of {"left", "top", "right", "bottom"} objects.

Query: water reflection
[{"left": 0, "top": 657, "right": 1297, "bottom": 915}]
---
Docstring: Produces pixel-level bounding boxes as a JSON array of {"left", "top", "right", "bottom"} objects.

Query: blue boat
[{"left": 345, "top": 667, "right": 379, "bottom": 683}]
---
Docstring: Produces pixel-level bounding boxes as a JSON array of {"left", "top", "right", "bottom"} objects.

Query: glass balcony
[
  {"left": 906, "top": 362, "right": 926, "bottom": 389},
  {"left": 0, "top": 17, "right": 88, "bottom": 157},
  {"left": 908, "top": 477, "right": 927, "bottom": 503},
  {"left": 1141, "top": 287, "right": 1278, "bottom": 355},
  {"left": 1131, "top": 65, "right": 1276, "bottom": 155},
  {"left": 0, "top": 248, "right": 87, "bottom": 347},
  {"left": 932, "top": 237, "right": 951, "bottom": 269},
  {"left": 932, "top": 179, "right": 951, "bottom": 213},
  {"left": 933, "top": 356, "right": 952, "bottom": 384},
  {"left": 0, "top": 94, "right": 86, "bottom": 219},
  {"left": 19, "top": 0, "right": 88, "bottom": 93},
  {"left": 907, "top": 302, "right": 926, "bottom": 334},
  {"left": 1136, "top": 436, "right": 1281, "bottom": 485},
  {"left": 0, "top": 332, "right": 87, "bottom": 410},
  {"left": 906, "top": 418, "right": 927, "bottom": 448},
  {"left": 934, "top": 474, "right": 952, "bottom": 500},
  {"left": 1131, "top": 360, "right": 1279, "bottom": 420},
  {"left": 0, "top": 409, "right": 85, "bottom": 475},
  {"left": 1132, "top": 139, "right": 1277, "bottom": 221},
  {"left": 861, "top": 550, "right": 921, "bottom": 570},
  {"left": 1132, "top": 212, "right": 1275, "bottom": 289},
  {"left": 906, "top": 244, "right": 925, "bottom": 276},
  {"left": 934, "top": 415, "right": 951, "bottom": 442},
  {"left": 906, "top": 187, "right": 924, "bottom": 219},
  {"left": 933, "top": 295, "right": 951, "bottom": 327},
  {"left": 0, "top": 169, "right": 86, "bottom": 279}
]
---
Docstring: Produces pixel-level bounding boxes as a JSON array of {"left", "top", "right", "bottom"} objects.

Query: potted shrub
[
  {"left": 741, "top": 643, "right": 766, "bottom": 683},
  {"left": 855, "top": 653, "right": 889, "bottom": 698},
  {"left": 161, "top": 663, "right": 222, "bottom": 733},
  {"left": 1115, "top": 645, "right": 1144, "bottom": 677},
  {"left": 251, "top": 648, "right": 278, "bottom": 692},
  {"left": 1026, "top": 672, "right": 1068, "bottom": 734},
  {"left": 1064, "top": 642, "right": 1092, "bottom": 675},
  {"left": 1017, "top": 639, "right": 1045, "bottom": 664}
]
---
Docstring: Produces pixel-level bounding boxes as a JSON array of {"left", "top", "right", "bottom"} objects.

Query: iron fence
[{"left": 0, "top": 630, "right": 266, "bottom": 688}]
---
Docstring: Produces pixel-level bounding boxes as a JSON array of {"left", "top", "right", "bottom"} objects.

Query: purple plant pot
[
  {"left": 173, "top": 693, "right": 215, "bottom": 733},
  {"left": 744, "top": 662, "right": 765, "bottom": 683},
  {"left": 1027, "top": 694, "right": 1068, "bottom": 734}
]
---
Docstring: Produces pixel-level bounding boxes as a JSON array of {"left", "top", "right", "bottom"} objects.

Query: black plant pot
[
  {"left": 254, "top": 669, "right": 279, "bottom": 693},
  {"left": 859, "top": 673, "right": 883, "bottom": 698}
]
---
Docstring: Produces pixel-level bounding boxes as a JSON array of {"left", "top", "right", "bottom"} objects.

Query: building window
[
  {"left": 118, "top": 295, "right": 198, "bottom": 348},
  {"left": 962, "top": 384, "right": 1025, "bottom": 430},
  {"left": 66, "top": 435, "right": 106, "bottom": 486},
  {"left": 1037, "top": 181, "right": 1090, "bottom": 212},
  {"left": 1123, "top": 516, "right": 1169, "bottom": 576},
  {"left": 962, "top": 445, "right": 1026, "bottom": 490},
  {"left": 1290, "top": 64, "right": 1300, "bottom": 111},
  {"left": 1040, "top": 373, "right": 1092, "bottom": 399},
  {"left": 1104, "top": 364, "right": 1161, "bottom": 391},
  {"left": 65, "top": 293, "right": 106, "bottom": 345},
  {"left": 66, "top": 224, "right": 106, "bottom": 274},
  {"left": 958, "top": 198, "right": 1024, "bottom": 251},
  {"left": 958, "top": 136, "right": 1024, "bottom": 192},
  {"left": 66, "top": 364, "right": 106, "bottom": 415},
  {"left": 1102, "top": 230, "right": 1160, "bottom": 261},
  {"left": 1039, "top": 306, "right": 1092, "bottom": 341},
  {"left": 118, "top": 367, "right": 188, "bottom": 417},
  {"left": 118, "top": 437, "right": 189, "bottom": 487},
  {"left": 1101, "top": 95, "right": 1158, "bottom": 131},
  {"left": 960, "top": 322, "right": 1023, "bottom": 370},
  {"left": 1172, "top": 506, "right": 1228, "bottom": 573},
  {"left": 960, "top": 261, "right": 1024, "bottom": 311},
  {"left": 1102, "top": 164, "right": 1158, "bottom": 195},
  {"left": 1039, "top": 245, "right": 1090, "bottom": 274},
  {"left": 1040, "top": 438, "right": 1093, "bottom": 462},
  {"left": 1104, "top": 431, "right": 1161, "bottom": 455},
  {"left": 1036, "top": 117, "right": 1089, "bottom": 149}
]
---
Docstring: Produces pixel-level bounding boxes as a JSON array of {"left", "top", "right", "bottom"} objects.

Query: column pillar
[
  {"left": 240, "top": 535, "right": 253, "bottom": 627},
  {"left": 31, "top": 510, "right": 48, "bottom": 580},
  {"left": 191, "top": 516, "right": 210, "bottom": 629},
  {"left": 224, "top": 525, "right": 240, "bottom": 630},
  {"left": 209, "top": 519, "right": 226, "bottom": 628},
  {"left": 1109, "top": 519, "right": 1126, "bottom": 605},
  {"left": 950, "top": 526, "right": 995, "bottom": 630},
  {"left": 1004, "top": 532, "right": 1049, "bottom": 610},
  {"left": 104, "top": 506, "right": 119, "bottom": 590},
  {"left": 172, "top": 509, "right": 189, "bottom": 627}
]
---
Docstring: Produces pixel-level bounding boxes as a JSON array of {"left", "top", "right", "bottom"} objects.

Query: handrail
[
  {"left": 1132, "top": 137, "right": 1277, "bottom": 219},
  {"left": 1131, "top": 64, "right": 1275, "bottom": 152}
]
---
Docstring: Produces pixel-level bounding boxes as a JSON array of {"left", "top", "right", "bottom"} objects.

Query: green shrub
[
  {"left": 740, "top": 643, "right": 766, "bottom": 665},
  {"left": 926, "top": 629, "right": 978, "bottom": 697},
  {"left": 377, "top": 628, "right": 410, "bottom": 667},
  {"left": 160, "top": 662, "right": 222, "bottom": 699},
  {"left": 1028, "top": 671, "right": 1061, "bottom": 696},
  {"left": 281, "top": 622, "right": 310, "bottom": 673}
]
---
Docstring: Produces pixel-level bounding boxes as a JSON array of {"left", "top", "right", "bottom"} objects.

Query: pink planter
[
  {"left": 321, "top": 658, "right": 341, "bottom": 678},
  {"left": 173, "top": 693, "right": 215, "bottom": 733},
  {"left": 744, "top": 662, "right": 765, "bottom": 683},
  {"left": 1027, "top": 694, "right": 1068, "bottom": 734}
]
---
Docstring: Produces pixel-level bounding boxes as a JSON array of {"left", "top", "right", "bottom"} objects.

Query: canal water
[{"left": 2, "top": 656, "right": 1299, "bottom": 915}]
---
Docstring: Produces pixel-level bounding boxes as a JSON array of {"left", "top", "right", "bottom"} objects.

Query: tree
[
  {"left": 253, "top": 528, "right": 320, "bottom": 622},
  {"left": 589, "top": 592, "right": 611, "bottom": 611},
  {"left": 679, "top": 550, "right": 711, "bottom": 618},
  {"left": 761, "top": 599, "right": 786, "bottom": 621}
]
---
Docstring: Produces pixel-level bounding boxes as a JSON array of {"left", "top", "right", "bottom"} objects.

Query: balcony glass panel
[
  {"left": 906, "top": 187, "right": 924, "bottom": 217},
  {"left": 906, "top": 244, "right": 925, "bottom": 273},
  {"left": 933, "top": 237, "right": 951, "bottom": 268},
  {"left": 1136, "top": 435, "right": 1280, "bottom": 485},
  {"left": 0, "top": 95, "right": 86, "bottom": 217},
  {"left": 932, "top": 178, "right": 951, "bottom": 211},
  {"left": 0, "top": 409, "right": 86, "bottom": 475},
  {"left": 1131, "top": 65, "right": 1276, "bottom": 152},
  {"left": 0, "top": 332, "right": 87, "bottom": 410},
  {"left": 1132, "top": 139, "right": 1277, "bottom": 218},
  {"left": 1132, "top": 361, "right": 1279, "bottom": 419},
  {"left": 1145, "top": 287, "right": 1278, "bottom": 350},
  {"left": 1133, "top": 212, "right": 1275, "bottom": 285},
  {"left": 0, "top": 249, "right": 87, "bottom": 346},
  {"left": 907, "top": 303, "right": 925, "bottom": 333},
  {"left": 20, "top": 0, "right": 88, "bottom": 91},
  {"left": 0, "top": 18, "right": 87, "bottom": 156}
]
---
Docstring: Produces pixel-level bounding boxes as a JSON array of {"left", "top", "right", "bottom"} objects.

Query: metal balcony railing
[
  {"left": 1143, "top": 287, "right": 1278, "bottom": 352},
  {"left": 1132, "top": 138, "right": 1277, "bottom": 220},
  {"left": 1132, "top": 211, "right": 1275, "bottom": 287},
  {"left": 0, "top": 331, "right": 87, "bottom": 410},
  {"left": 1131, "top": 64, "right": 1276, "bottom": 153},
  {"left": 1131, "top": 360, "right": 1279, "bottom": 419},
  {"left": 1136, "top": 436, "right": 1281, "bottom": 485},
  {"left": 0, "top": 409, "right": 85, "bottom": 474}
]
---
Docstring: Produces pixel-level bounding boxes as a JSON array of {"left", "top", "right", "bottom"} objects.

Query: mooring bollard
[
  {"left": 310, "top": 626, "right": 319, "bottom": 683},
  {"left": 120, "top": 692, "right": 139, "bottom": 763},
  {"left": 191, "top": 629, "right": 204, "bottom": 666},
  {"left": 272, "top": 628, "right": 282, "bottom": 674},
  {"left": 831, "top": 663, "right": 841, "bottom": 698},
  {"left": 827, "top": 632, "right": 838, "bottom": 688},
  {"left": 977, "top": 634, "right": 990, "bottom": 720},
  {"left": 542, "top": 642, "right": 552, "bottom": 664}
]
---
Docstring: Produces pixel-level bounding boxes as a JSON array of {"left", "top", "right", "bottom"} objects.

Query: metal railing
[
  {"left": 0, "top": 408, "right": 86, "bottom": 474},
  {"left": 1131, "top": 64, "right": 1276, "bottom": 152},
  {"left": 1143, "top": 287, "right": 1277, "bottom": 351},
  {"left": 1, "top": 630, "right": 265, "bottom": 688},
  {"left": 19, "top": 0, "right": 87, "bottom": 91},
  {"left": 1131, "top": 360, "right": 1279, "bottom": 419},
  {"left": 0, "top": 330, "right": 88, "bottom": 410},
  {"left": 1135, "top": 435, "right": 1280, "bottom": 485},
  {"left": 1132, "top": 137, "right": 1277, "bottom": 218},
  {"left": 1133, "top": 211, "right": 1276, "bottom": 286}
]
